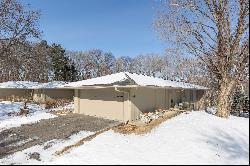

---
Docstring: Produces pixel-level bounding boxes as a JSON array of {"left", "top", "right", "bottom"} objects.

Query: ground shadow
[{"left": 198, "top": 127, "right": 249, "bottom": 161}]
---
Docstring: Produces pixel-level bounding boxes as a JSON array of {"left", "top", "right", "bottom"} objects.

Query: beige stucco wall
[
  {"left": 167, "top": 89, "right": 201, "bottom": 109},
  {"left": 33, "top": 89, "right": 74, "bottom": 103},
  {"left": 130, "top": 87, "right": 169, "bottom": 121},
  {"left": 74, "top": 89, "right": 80, "bottom": 113},
  {"left": 0, "top": 89, "right": 32, "bottom": 100},
  {"left": 128, "top": 88, "right": 203, "bottom": 121},
  {"left": 76, "top": 88, "right": 131, "bottom": 122},
  {"left": 75, "top": 87, "right": 206, "bottom": 122}
]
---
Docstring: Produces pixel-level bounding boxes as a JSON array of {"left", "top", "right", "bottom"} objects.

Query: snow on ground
[
  {"left": 206, "top": 106, "right": 218, "bottom": 115},
  {"left": 0, "top": 110, "right": 248, "bottom": 165},
  {"left": 0, "top": 101, "right": 56, "bottom": 131},
  {"left": 0, "top": 131, "right": 94, "bottom": 165}
]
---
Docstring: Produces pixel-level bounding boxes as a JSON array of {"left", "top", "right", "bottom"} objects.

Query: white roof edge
[
  {"left": 0, "top": 73, "right": 208, "bottom": 90},
  {"left": 0, "top": 81, "right": 68, "bottom": 89},
  {"left": 60, "top": 85, "right": 207, "bottom": 90},
  {"left": 61, "top": 72, "right": 208, "bottom": 90}
]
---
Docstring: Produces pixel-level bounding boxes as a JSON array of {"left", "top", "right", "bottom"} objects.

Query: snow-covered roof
[
  {"left": 0, "top": 81, "right": 39, "bottom": 89},
  {"left": 35, "top": 81, "right": 67, "bottom": 89},
  {"left": 63, "top": 72, "right": 208, "bottom": 90},
  {"left": 0, "top": 81, "right": 67, "bottom": 89}
]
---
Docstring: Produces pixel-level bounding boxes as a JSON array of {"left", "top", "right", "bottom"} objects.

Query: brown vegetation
[
  {"left": 0, "top": 96, "right": 31, "bottom": 102},
  {"left": 55, "top": 127, "right": 111, "bottom": 156},
  {"left": 113, "top": 111, "right": 181, "bottom": 135},
  {"left": 38, "top": 99, "right": 72, "bottom": 109}
]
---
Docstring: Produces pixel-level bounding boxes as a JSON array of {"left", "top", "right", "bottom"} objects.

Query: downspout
[{"left": 114, "top": 86, "right": 130, "bottom": 123}]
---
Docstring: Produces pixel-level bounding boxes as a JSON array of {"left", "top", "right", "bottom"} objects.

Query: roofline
[
  {"left": 0, "top": 87, "right": 74, "bottom": 90},
  {"left": 0, "top": 85, "right": 208, "bottom": 90},
  {"left": 60, "top": 85, "right": 208, "bottom": 90}
]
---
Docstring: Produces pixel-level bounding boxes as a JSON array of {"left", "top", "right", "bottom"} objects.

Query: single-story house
[
  {"left": 32, "top": 82, "right": 74, "bottom": 103},
  {"left": 0, "top": 81, "right": 74, "bottom": 102},
  {"left": 0, "top": 81, "right": 34, "bottom": 101},
  {"left": 63, "top": 72, "right": 208, "bottom": 122},
  {"left": 0, "top": 88, "right": 32, "bottom": 101}
]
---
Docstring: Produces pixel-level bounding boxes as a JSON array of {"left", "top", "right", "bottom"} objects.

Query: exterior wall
[
  {"left": 0, "top": 89, "right": 32, "bottom": 100},
  {"left": 168, "top": 89, "right": 182, "bottom": 108},
  {"left": 75, "top": 87, "right": 206, "bottom": 122},
  {"left": 76, "top": 88, "right": 130, "bottom": 122},
  {"left": 33, "top": 89, "right": 74, "bottom": 103},
  {"left": 168, "top": 89, "right": 199, "bottom": 109},
  {"left": 74, "top": 89, "right": 80, "bottom": 113},
  {"left": 130, "top": 87, "right": 169, "bottom": 121},
  {"left": 166, "top": 89, "right": 194, "bottom": 109},
  {"left": 130, "top": 88, "right": 203, "bottom": 121}
]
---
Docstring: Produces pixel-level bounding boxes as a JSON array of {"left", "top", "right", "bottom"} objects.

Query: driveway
[{"left": 0, "top": 114, "right": 120, "bottom": 159}]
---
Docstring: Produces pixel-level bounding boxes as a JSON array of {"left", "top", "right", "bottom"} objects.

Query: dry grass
[
  {"left": 55, "top": 125, "right": 122, "bottom": 156},
  {"left": 50, "top": 109, "right": 73, "bottom": 116},
  {"left": 0, "top": 96, "right": 31, "bottom": 102},
  {"left": 41, "top": 99, "right": 72, "bottom": 109},
  {"left": 113, "top": 111, "right": 182, "bottom": 135}
]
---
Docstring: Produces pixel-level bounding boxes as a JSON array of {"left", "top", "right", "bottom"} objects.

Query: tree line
[
  {"left": 0, "top": 40, "right": 78, "bottom": 82},
  {"left": 67, "top": 48, "right": 207, "bottom": 85},
  {"left": 0, "top": 0, "right": 204, "bottom": 85},
  {"left": 0, "top": 0, "right": 249, "bottom": 117}
]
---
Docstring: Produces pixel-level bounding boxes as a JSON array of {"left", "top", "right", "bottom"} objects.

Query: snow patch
[
  {"left": 48, "top": 111, "right": 248, "bottom": 165},
  {"left": 0, "top": 131, "right": 94, "bottom": 165},
  {"left": 0, "top": 110, "right": 248, "bottom": 165},
  {"left": 206, "top": 107, "right": 217, "bottom": 115},
  {"left": 0, "top": 101, "right": 56, "bottom": 131}
]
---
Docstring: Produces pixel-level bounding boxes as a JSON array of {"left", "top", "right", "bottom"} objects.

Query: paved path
[{"left": 0, "top": 114, "right": 120, "bottom": 159}]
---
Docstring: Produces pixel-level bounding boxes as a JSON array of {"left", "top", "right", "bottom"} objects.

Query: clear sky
[{"left": 23, "top": 0, "right": 167, "bottom": 57}]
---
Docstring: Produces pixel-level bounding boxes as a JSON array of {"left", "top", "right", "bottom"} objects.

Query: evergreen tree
[
  {"left": 231, "top": 88, "right": 249, "bottom": 117},
  {"left": 50, "top": 44, "right": 78, "bottom": 82},
  {"left": 69, "top": 62, "right": 78, "bottom": 81}
]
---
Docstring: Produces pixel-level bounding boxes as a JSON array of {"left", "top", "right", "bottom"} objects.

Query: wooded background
[{"left": 0, "top": 0, "right": 249, "bottom": 117}]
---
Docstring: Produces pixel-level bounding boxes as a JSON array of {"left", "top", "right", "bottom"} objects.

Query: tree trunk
[{"left": 216, "top": 80, "right": 235, "bottom": 118}]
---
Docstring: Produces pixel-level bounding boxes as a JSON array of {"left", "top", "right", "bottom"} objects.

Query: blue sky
[{"left": 23, "top": 0, "right": 167, "bottom": 57}]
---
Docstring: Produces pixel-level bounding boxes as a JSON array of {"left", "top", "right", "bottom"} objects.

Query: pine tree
[
  {"left": 50, "top": 44, "right": 78, "bottom": 82},
  {"left": 231, "top": 88, "right": 249, "bottom": 117}
]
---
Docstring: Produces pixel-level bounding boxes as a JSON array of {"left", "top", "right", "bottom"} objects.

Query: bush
[
  {"left": 0, "top": 96, "right": 31, "bottom": 102},
  {"left": 231, "top": 89, "right": 249, "bottom": 117},
  {"left": 42, "top": 99, "right": 72, "bottom": 109}
]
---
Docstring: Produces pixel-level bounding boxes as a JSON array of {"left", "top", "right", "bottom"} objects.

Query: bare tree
[
  {"left": 155, "top": 0, "right": 249, "bottom": 117},
  {"left": 114, "top": 56, "right": 132, "bottom": 73},
  {"left": 67, "top": 49, "right": 116, "bottom": 80},
  {"left": 130, "top": 53, "right": 167, "bottom": 77},
  {"left": 0, "top": 0, "right": 41, "bottom": 81},
  {"left": 0, "top": 0, "right": 41, "bottom": 52}
]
